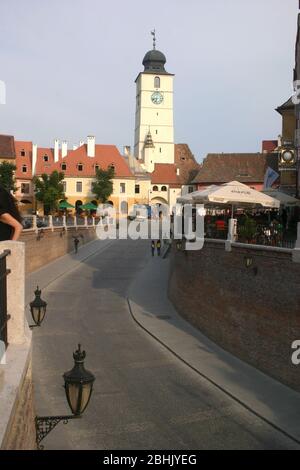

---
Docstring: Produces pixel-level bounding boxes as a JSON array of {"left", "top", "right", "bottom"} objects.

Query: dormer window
[
  {"left": 22, "top": 165, "right": 27, "bottom": 173},
  {"left": 95, "top": 164, "right": 100, "bottom": 172},
  {"left": 20, "top": 149, "right": 25, "bottom": 156},
  {"left": 43, "top": 155, "right": 49, "bottom": 162},
  {"left": 109, "top": 164, "right": 115, "bottom": 172},
  {"left": 77, "top": 163, "right": 83, "bottom": 171},
  {"left": 61, "top": 163, "right": 67, "bottom": 171}
]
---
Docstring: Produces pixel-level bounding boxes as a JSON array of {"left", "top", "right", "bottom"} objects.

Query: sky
[{"left": 0, "top": 0, "right": 299, "bottom": 162}]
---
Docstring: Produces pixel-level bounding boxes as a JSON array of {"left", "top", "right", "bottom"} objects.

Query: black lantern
[
  {"left": 30, "top": 286, "right": 47, "bottom": 327},
  {"left": 63, "top": 344, "right": 95, "bottom": 416},
  {"left": 35, "top": 344, "right": 95, "bottom": 449},
  {"left": 244, "top": 256, "right": 253, "bottom": 268}
]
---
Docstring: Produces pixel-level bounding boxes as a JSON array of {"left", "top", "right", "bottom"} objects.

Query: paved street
[{"left": 29, "top": 239, "right": 300, "bottom": 450}]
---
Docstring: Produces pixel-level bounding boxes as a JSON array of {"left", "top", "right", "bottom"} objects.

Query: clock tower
[{"left": 134, "top": 34, "right": 175, "bottom": 173}]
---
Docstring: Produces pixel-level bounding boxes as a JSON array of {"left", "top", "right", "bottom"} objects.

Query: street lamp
[
  {"left": 63, "top": 344, "right": 95, "bottom": 415},
  {"left": 244, "top": 256, "right": 253, "bottom": 268},
  {"left": 35, "top": 344, "right": 95, "bottom": 449},
  {"left": 29, "top": 286, "right": 47, "bottom": 327}
]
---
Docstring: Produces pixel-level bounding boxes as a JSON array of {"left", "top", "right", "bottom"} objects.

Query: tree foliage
[
  {"left": 33, "top": 171, "right": 65, "bottom": 214},
  {"left": 0, "top": 161, "right": 17, "bottom": 192},
  {"left": 92, "top": 167, "right": 115, "bottom": 203}
]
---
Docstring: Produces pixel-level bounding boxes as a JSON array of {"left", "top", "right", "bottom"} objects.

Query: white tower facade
[{"left": 134, "top": 42, "right": 174, "bottom": 172}]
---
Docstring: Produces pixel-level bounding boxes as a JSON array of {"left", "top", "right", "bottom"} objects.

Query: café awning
[
  {"left": 262, "top": 189, "right": 300, "bottom": 207},
  {"left": 178, "top": 181, "right": 280, "bottom": 209}
]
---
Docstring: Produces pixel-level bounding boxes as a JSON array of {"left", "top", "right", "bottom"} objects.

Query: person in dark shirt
[{"left": 0, "top": 185, "right": 23, "bottom": 241}]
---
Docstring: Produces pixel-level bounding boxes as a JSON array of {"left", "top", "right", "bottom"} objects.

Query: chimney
[
  {"left": 62, "top": 140, "right": 68, "bottom": 158},
  {"left": 32, "top": 143, "right": 37, "bottom": 175},
  {"left": 123, "top": 145, "right": 131, "bottom": 156},
  {"left": 79, "top": 140, "right": 85, "bottom": 147},
  {"left": 54, "top": 139, "right": 59, "bottom": 162},
  {"left": 87, "top": 135, "right": 95, "bottom": 157}
]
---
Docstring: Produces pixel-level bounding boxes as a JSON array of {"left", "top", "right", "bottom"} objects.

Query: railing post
[
  {"left": 74, "top": 215, "right": 77, "bottom": 231},
  {"left": 84, "top": 216, "right": 88, "bottom": 227},
  {"left": 0, "top": 250, "right": 10, "bottom": 348},
  {"left": 226, "top": 218, "right": 237, "bottom": 252},
  {"left": 49, "top": 215, "right": 54, "bottom": 232},
  {"left": 32, "top": 215, "right": 37, "bottom": 233},
  {"left": 0, "top": 241, "right": 28, "bottom": 344},
  {"left": 292, "top": 222, "right": 300, "bottom": 263}
]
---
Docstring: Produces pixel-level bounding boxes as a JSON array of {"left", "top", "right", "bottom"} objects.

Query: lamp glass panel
[
  {"left": 80, "top": 383, "right": 93, "bottom": 413},
  {"left": 66, "top": 383, "right": 92, "bottom": 415}
]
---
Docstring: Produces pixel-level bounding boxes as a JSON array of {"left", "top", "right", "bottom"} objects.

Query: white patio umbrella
[
  {"left": 190, "top": 181, "right": 280, "bottom": 211},
  {"left": 176, "top": 186, "right": 218, "bottom": 204},
  {"left": 262, "top": 189, "right": 300, "bottom": 207}
]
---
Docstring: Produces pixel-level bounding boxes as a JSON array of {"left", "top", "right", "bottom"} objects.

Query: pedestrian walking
[
  {"left": 74, "top": 236, "right": 80, "bottom": 253},
  {"left": 0, "top": 185, "right": 23, "bottom": 241},
  {"left": 151, "top": 240, "right": 155, "bottom": 256},
  {"left": 156, "top": 239, "right": 161, "bottom": 256}
]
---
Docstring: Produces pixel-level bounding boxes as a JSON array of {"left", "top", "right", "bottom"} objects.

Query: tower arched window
[
  {"left": 161, "top": 186, "right": 167, "bottom": 192},
  {"left": 154, "top": 76, "right": 160, "bottom": 88},
  {"left": 153, "top": 185, "right": 158, "bottom": 192}
]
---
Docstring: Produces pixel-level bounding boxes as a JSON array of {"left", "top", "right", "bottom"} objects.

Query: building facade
[{"left": 0, "top": 37, "right": 199, "bottom": 214}]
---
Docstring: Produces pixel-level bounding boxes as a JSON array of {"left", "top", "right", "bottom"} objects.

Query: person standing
[
  {"left": 151, "top": 240, "right": 155, "bottom": 256},
  {"left": 74, "top": 237, "right": 80, "bottom": 253},
  {"left": 0, "top": 185, "right": 23, "bottom": 241},
  {"left": 156, "top": 239, "right": 161, "bottom": 256}
]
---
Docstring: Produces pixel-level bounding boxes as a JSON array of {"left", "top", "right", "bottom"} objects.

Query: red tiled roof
[
  {"left": 35, "top": 144, "right": 133, "bottom": 178},
  {"left": 151, "top": 163, "right": 181, "bottom": 187},
  {"left": 174, "top": 144, "right": 200, "bottom": 184},
  {"left": 15, "top": 141, "right": 33, "bottom": 179},
  {"left": 262, "top": 140, "right": 278, "bottom": 153},
  {"left": 192, "top": 153, "right": 278, "bottom": 184},
  {"left": 0, "top": 134, "right": 15, "bottom": 159}
]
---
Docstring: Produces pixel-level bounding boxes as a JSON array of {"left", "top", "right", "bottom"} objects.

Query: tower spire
[{"left": 151, "top": 29, "right": 156, "bottom": 50}]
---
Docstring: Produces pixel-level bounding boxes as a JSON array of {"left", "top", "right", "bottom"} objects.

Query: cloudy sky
[{"left": 0, "top": 0, "right": 298, "bottom": 161}]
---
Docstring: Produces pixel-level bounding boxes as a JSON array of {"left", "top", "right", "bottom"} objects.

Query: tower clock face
[
  {"left": 151, "top": 91, "right": 163, "bottom": 105},
  {"left": 282, "top": 150, "right": 293, "bottom": 163}
]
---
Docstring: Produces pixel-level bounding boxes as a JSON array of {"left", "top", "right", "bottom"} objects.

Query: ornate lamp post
[
  {"left": 35, "top": 344, "right": 95, "bottom": 449},
  {"left": 29, "top": 286, "right": 47, "bottom": 327}
]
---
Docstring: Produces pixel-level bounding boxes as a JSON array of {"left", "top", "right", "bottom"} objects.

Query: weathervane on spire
[{"left": 151, "top": 29, "right": 156, "bottom": 49}]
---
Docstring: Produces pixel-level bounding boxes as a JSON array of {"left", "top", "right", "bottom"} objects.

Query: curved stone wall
[{"left": 169, "top": 241, "right": 300, "bottom": 391}]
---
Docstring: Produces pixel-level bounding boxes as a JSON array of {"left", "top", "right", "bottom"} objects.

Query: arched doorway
[
  {"left": 75, "top": 200, "right": 83, "bottom": 214},
  {"left": 150, "top": 196, "right": 169, "bottom": 219}
]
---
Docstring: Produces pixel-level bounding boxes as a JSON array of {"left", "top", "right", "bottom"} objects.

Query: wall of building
[
  {"left": 169, "top": 240, "right": 300, "bottom": 392},
  {"left": 281, "top": 109, "right": 296, "bottom": 143},
  {"left": 20, "top": 226, "right": 97, "bottom": 273},
  {"left": 1, "top": 354, "right": 36, "bottom": 449},
  {"left": 0, "top": 241, "right": 36, "bottom": 450}
]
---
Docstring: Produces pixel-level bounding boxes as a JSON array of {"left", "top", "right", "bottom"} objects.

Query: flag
[{"left": 263, "top": 167, "right": 279, "bottom": 189}]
